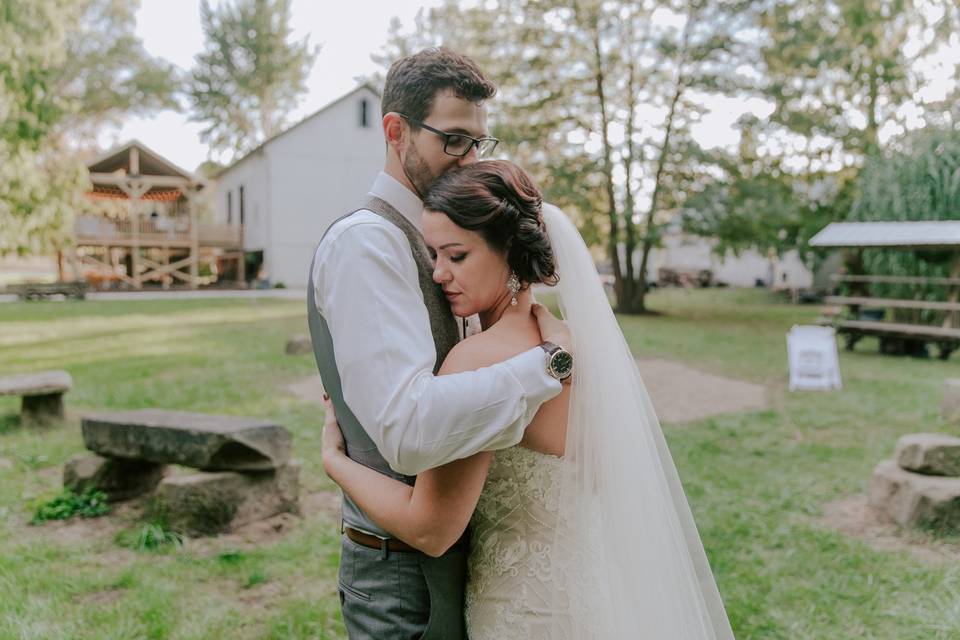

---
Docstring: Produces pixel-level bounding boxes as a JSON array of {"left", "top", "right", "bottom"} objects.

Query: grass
[{"left": 0, "top": 289, "right": 958, "bottom": 638}]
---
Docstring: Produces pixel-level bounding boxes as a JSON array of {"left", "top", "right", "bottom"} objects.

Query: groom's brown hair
[{"left": 381, "top": 47, "right": 496, "bottom": 125}]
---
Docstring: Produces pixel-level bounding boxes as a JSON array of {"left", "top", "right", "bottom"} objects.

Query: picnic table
[{"left": 817, "top": 275, "right": 960, "bottom": 360}]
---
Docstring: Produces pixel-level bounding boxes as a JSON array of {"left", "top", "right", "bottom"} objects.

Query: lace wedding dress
[
  {"left": 463, "top": 204, "right": 735, "bottom": 639},
  {"left": 464, "top": 445, "right": 601, "bottom": 639}
]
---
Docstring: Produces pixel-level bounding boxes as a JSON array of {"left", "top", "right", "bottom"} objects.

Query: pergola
[
  {"left": 74, "top": 140, "right": 244, "bottom": 289},
  {"left": 810, "top": 221, "right": 960, "bottom": 359}
]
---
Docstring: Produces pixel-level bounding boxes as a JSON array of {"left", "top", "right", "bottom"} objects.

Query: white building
[
  {"left": 647, "top": 223, "right": 814, "bottom": 289},
  {"left": 213, "top": 85, "right": 383, "bottom": 288}
]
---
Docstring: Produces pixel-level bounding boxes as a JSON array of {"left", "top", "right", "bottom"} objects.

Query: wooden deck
[{"left": 74, "top": 216, "right": 242, "bottom": 249}]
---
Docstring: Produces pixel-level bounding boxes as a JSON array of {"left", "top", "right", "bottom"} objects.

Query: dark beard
[{"left": 402, "top": 144, "right": 436, "bottom": 199}]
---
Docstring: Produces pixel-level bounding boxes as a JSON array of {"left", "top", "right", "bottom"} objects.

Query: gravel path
[{"left": 288, "top": 357, "right": 767, "bottom": 425}]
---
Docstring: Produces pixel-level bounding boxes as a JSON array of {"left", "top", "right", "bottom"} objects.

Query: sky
[
  {"left": 109, "top": 0, "right": 447, "bottom": 171},
  {"left": 112, "top": 0, "right": 958, "bottom": 174}
]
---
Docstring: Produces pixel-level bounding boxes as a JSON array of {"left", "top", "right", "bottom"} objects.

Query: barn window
[
  {"left": 359, "top": 98, "right": 370, "bottom": 127},
  {"left": 239, "top": 185, "right": 246, "bottom": 225}
]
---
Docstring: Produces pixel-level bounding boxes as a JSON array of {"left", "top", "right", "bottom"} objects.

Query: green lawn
[{"left": 0, "top": 289, "right": 957, "bottom": 639}]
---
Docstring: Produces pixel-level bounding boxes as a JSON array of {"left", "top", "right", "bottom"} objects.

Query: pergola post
[
  {"left": 117, "top": 179, "right": 149, "bottom": 289},
  {"left": 182, "top": 185, "right": 201, "bottom": 290}
]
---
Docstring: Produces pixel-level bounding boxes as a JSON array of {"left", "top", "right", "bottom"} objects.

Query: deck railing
[{"left": 74, "top": 216, "right": 242, "bottom": 248}]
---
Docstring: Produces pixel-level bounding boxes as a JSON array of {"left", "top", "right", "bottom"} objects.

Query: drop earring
[{"left": 507, "top": 271, "right": 521, "bottom": 306}]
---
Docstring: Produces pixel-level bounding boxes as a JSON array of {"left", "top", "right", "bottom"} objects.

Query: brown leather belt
[{"left": 345, "top": 527, "right": 417, "bottom": 553}]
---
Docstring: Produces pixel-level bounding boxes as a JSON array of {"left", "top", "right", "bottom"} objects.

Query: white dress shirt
[{"left": 312, "top": 172, "right": 562, "bottom": 476}]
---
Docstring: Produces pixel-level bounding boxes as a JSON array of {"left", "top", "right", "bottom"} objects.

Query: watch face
[{"left": 551, "top": 350, "right": 573, "bottom": 378}]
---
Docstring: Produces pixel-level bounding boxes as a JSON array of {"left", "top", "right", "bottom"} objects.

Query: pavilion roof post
[{"left": 945, "top": 252, "right": 960, "bottom": 330}]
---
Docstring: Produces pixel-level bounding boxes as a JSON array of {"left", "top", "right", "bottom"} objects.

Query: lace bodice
[{"left": 464, "top": 446, "right": 566, "bottom": 639}]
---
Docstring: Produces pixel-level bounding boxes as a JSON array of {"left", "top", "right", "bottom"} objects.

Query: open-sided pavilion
[{"left": 73, "top": 140, "right": 244, "bottom": 289}]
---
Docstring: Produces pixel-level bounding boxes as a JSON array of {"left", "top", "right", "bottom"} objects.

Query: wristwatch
[{"left": 540, "top": 341, "right": 573, "bottom": 381}]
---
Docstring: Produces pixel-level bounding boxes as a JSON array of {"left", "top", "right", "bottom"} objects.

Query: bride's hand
[
  {"left": 532, "top": 302, "right": 572, "bottom": 351},
  {"left": 321, "top": 394, "right": 347, "bottom": 468}
]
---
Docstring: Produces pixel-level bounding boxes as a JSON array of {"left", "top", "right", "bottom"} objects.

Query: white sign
[{"left": 787, "top": 325, "right": 842, "bottom": 391}]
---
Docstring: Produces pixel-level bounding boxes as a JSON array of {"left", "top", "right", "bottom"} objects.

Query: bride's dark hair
[{"left": 423, "top": 160, "right": 558, "bottom": 287}]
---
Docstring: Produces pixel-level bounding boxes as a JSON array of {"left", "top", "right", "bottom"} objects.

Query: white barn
[
  {"left": 213, "top": 84, "right": 384, "bottom": 288},
  {"left": 646, "top": 221, "right": 814, "bottom": 289}
]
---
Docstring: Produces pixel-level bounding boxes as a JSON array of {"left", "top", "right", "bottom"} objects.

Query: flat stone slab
[
  {"left": 943, "top": 379, "right": 960, "bottom": 421},
  {"left": 150, "top": 463, "right": 300, "bottom": 535},
  {"left": 0, "top": 370, "right": 73, "bottom": 396},
  {"left": 81, "top": 409, "right": 291, "bottom": 471},
  {"left": 868, "top": 459, "right": 960, "bottom": 529},
  {"left": 895, "top": 433, "right": 960, "bottom": 476},
  {"left": 63, "top": 453, "right": 165, "bottom": 502},
  {"left": 285, "top": 335, "right": 312, "bottom": 356}
]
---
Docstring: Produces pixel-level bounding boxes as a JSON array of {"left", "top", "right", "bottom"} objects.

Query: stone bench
[
  {"left": 0, "top": 370, "right": 73, "bottom": 426},
  {"left": 869, "top": 433, "right": 960, "bottom": 531},
  {"left": 81, "top": 409, "right": 291, "bottom": 471},
  {"left": 69, "top": 409, "right": 299, "bottom": 534}
]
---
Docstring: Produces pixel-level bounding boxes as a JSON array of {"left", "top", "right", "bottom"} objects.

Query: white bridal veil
[{"left": 542, "top": 204, "right": 735, "bottom": 639}]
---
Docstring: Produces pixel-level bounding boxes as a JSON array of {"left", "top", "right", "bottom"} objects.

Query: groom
[{"left": 307, "top": 48, "right": 572, "bottom": 639}]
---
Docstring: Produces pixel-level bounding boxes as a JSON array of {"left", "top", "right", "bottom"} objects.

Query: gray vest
[{"left": 307, "top": 196, "right": 460, "bottom": 537}]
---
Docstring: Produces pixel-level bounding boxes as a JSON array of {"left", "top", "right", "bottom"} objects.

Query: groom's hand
[{"left": 531, "top": 302, "right": 572, "bottom": 353}]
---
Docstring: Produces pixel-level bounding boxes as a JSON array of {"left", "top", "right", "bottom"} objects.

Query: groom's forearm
[{"left": 352, "top": 347, "right": 561, "bottom": 476}]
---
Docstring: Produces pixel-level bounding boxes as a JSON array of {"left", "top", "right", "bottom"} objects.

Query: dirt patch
[
  {"left": 635, "top": 358, "right": 768, "bottom": 424},
  {"left": 287, "top": 359, "right": 767, "bottom": 426},
  {"left": 286, "top": 376, "right": 325, "bottom": 404},
  {"left": 236, "top": 578, "right": 289, "bottom": 609},
  {"left": 74, "top": 587, "right": 125, "bottom": 607},
  {"left": 819, "top": 494, "right": 960, "bottom": 564}
]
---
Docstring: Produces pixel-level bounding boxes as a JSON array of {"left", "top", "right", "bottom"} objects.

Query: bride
[{"left": 321, "top": 160, "right": 735, "bottom": 639}]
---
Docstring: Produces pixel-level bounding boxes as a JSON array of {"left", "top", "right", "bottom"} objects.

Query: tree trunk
[
  {"left": 586, "top": 11, "right": 624, "bottom": 307},
  {"left": 633, "top": 79, "right": 682, "bottom": 313},
  {"left": 628, "top": 3, "right": 694, "bottom": 314}
]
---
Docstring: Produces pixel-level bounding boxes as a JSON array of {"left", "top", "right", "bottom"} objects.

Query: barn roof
[{"left": 213, "top": 83, "right": 381, "bottom": 179}]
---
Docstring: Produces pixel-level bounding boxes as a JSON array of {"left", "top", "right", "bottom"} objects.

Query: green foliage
[
  {"left": 30, "top": 488, "right": 110, "bottom": 524},
  {"left": 245, "top": 569, "right": 268, "bottom": 589},
  {"left": 375, "top": 0, "right": 749, "bottom": 313},
  {"left": 114, "top": 521, "right": 184, "bottom": 552},
  {"left": 651, "top": 0, "right": 957, "bottom": 271},
  {"left": 0, "top": 0, "right": 177, "bottom": 256},
  {"left": 51, "top": 0, "right": 180, "bottom": 140},
  {"left": 188, "top": 0, "right": 319, "bottom": 161},
  {"left": 847, "top": 126, "right": 960, "bottom": 315}
]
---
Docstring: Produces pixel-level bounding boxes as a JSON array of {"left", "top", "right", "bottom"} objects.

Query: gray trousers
[{"left": 338, "top": 535, "right": 468, "bottom": 640}]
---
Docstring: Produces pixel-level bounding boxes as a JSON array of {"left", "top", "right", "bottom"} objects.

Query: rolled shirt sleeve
[{"left": 314, "top": 215, "right": 562, "bottom": 476}]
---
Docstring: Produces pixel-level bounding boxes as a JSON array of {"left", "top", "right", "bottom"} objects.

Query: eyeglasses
[{"left": 398, "top": 114, "right": 500, "bottom": 158}]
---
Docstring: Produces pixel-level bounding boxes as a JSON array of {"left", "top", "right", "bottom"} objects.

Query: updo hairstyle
[{"left": 422, "top": 160, "right": 558, "bottom": 287}]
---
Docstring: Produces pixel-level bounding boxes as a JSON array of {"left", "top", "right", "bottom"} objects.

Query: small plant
[
  {"left": 30, "top": 488, "right": 110, "bottom": 524},
  {"left": 217, "top": 549, "right": 245, "bottom": 564},
  {"left": 245, "top": 569, "right": 268, "bottom": 589},
  {"left": 115, "top": 522, "right": 184, "bottom": 552}
]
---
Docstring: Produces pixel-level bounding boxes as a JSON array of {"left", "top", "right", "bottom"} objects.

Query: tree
[
  {"left": 375, "top": 0, "right": 747, "bottom": 313},
  {"left": 188, "top": 0, "right": 318, "bottom": 162},
  {"left": 0, "top": 0, "right": 89, "bottom": 256},
  {"left": 1, "top": 0, "right": 180, "bottom": 256},
  {"left": 847, "top": 126, "right": 960, "bottom": 314},
  {"left": 50, "top": 0, "right": 180, "bottom": 148},
  {"left": 681, "top": 0, "right": 958, "bottom": 263}
]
